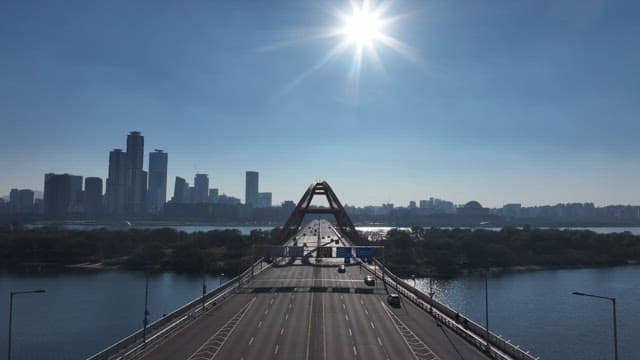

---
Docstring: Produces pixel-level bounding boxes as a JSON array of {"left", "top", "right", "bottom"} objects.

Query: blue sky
[{"left": 1, "top": 0, "right": 639, "bottom": 207}]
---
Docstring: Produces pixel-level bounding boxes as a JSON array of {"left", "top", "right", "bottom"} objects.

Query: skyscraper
[
  {"left": 125, "top": 131, "right": 147, "bottom": 215},
  {"left": 9, "top": 189, "right": 34, "bottom": 213},
  {"left": 44, "top": 173, "right": 83, "bottom": 218},
  {"left": 84, "top": 177, "right": 103, "bottom": 217},
  {"left": 257, "top": 192, "right": 272, "bottom": 208},
  {"left": 106, "top": 149, "right": 127, "bottom": 215},
  {"left": 148, "top": 149, "right": 168, "bottom": 212},
  {"left": 194, "top": 174, "right": 209, "bottom": 203},
  {"left": 172, "top": 176, "right": 188, "bottom": 203},
  {"left": 245, "top": 171, "right": 259, "bottom": 207}
]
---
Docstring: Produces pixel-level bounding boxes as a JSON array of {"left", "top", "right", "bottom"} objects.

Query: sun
[
  {"left": 342, "top": 6, "right": 383, "bottom": 48},
  {"left": 270, "top": 0, "right": 419, "bottom": 98}
]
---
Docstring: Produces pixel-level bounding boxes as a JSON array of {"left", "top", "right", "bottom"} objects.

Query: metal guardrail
[
  {"left": 367, "top": 259, "right": 539, "bottom": 360},
  {"left": 86, "top": 259, "right": 269, "bottom": 360}
]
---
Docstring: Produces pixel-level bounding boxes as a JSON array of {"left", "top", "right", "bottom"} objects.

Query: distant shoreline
[{"left": 23, "top": 221, "right": 640, "bottom": 230}]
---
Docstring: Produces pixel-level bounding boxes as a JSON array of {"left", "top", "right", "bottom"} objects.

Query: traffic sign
[
  {"left": 355, "top": 247, "right": 373, "bottom": 259},
  {"left": 287, "top": 246, "right": 304, "bottom": 257},
  {"left": 336, "top": 247, "right": 352, "bottom": 258},
  {"left": 316, "top": 246, "right": 332, "bottom": 258}
]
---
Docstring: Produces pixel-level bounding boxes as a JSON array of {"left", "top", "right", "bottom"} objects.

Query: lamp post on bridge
[
  {"left": 484, "top": 269, "right": 490, "bottom": 353},
  {"left": 8, "top": 289, "right": 46, "bottom": 360},
  {"left": 201, "top": 270, "right": 207, "bottom": 312},
  {"left": 143, "top": 271, "right": 150, "bottom": 346},
  {"left": 572, "top": 291, "right": 618, "bottom": 360}
]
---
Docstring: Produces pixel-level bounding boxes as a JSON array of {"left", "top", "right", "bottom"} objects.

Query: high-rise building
[
  {"left": 84, "top": 177, "right": 103, "bottom": 217},
  {"left": 194, "top": 174, "right": 209, "bottom": 203},
  {"left": 44, "top": 173, "right": 83, "bottom": 218},
  {"left": 148, "top": 150, "right": 168, "bottom": 212},
  {"left": 257, "top": 192, "right": 272, "bottom": 208},
  {"left": 172, "top": 177, "right": 189, "bottom": 203},
  {"left": 9, "top": 189, "right": 19, "bottom": 213},
  {"left": 9, "top": 189, "right": 34, "bottom": 213},
  {"left": 125, "top": 131, "right": 147, "bottom": 215},
  {"left": 245, "top": 171, "right": 259, "bottom": 207},
  {"left": 208, "top": 188, "right": 219, "bottom": 203},
  {"left": 106, "top": 149, "right": 127, "bottom": 215}
]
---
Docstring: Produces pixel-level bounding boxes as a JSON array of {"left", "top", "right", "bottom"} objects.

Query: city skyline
[{"left": 2, "top": 1, "right": 640, "bottom": 207}]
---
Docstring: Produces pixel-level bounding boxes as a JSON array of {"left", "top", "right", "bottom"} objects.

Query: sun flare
[
  {"left": 342, "top": 7, "right": 383, "bottom": 47},
  {"left": 273, "top": 0, "right": 419, "bottom": 99}
]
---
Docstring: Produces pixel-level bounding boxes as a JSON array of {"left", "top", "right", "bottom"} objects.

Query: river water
[
  {"left": 414, "top": 266, "right": 640, "bottom": 360},
  {"left": 1, "top": 266, "right": 639, "bottom": 359},
  {"left": 0, "top": 271, "right": 228, "bottom": 360}
]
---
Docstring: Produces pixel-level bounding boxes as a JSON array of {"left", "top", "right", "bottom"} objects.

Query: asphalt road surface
[{"left": 140, "top": 220, "right": 491, "bottom": 360}]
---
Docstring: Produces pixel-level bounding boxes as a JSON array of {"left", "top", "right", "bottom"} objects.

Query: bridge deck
[{"left": 138, "top": 221, "right": 491, "bottom": 360}]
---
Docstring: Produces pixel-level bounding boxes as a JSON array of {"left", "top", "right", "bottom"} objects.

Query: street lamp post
[
  {"left": 484, "top": 270, "right": 490, "bottom": 353},
  {"left": 8, "top": 289, "right": 46, "bottom": 360},
  {"left": 143, "top": 271, "right": 150, "bottom": 346},
  {"left": 201, "top": 271, "right": 207, "bottom": 312},
  {"left": 572, "top": 291, "right": 618, "bottom": 360}
]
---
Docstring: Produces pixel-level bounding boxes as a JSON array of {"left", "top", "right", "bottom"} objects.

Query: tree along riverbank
[
  {"left": 0, "top": 225, "right": 282, "bottom": 275},
  {"left": 375, "top": 226, "right": 640, "bottom": 277},
  {"left": 2, "top": 224, "right": 640, "bottom": 278}
]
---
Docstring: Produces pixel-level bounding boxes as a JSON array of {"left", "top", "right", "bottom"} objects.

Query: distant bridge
[{"left": 89, "top": 182, "right": 537, "bottom": 360}]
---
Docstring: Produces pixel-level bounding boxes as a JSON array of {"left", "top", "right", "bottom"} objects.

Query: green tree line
[
  {"left": 377, "top": 226, "right": 640, "bottom": 277},
  {"left": 0, "top": 224, "right": 281, "bottom": 274}
]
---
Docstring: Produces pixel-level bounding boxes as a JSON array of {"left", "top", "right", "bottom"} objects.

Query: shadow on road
[{"left": 437, "top": 321, "right": 467, "bottom": 360}]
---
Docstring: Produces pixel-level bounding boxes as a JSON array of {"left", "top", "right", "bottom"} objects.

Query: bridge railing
[
  {"left": 368, "top": 259, "right": 538, "bottom": 360},
  {"left": 86, "top": 259, "right": 268, "bottom": 360}
]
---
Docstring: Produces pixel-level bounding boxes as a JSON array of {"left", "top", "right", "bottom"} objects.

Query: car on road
[
  {"left": 387, "top": 294, "right": 400, "bottom": 306},
  {"left": 364, "top": 275, "right": 375, "bottom": 286},
  {"left": 338, "top": 264, "right": 346, "bottom": 273}
]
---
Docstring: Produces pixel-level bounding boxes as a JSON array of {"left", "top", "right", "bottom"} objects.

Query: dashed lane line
[
  {"left": 186, "top": 297, "right": 256, "bottom": 360},
  {"left": 381, "top": 301, "right": 440, "bottom": 360}
]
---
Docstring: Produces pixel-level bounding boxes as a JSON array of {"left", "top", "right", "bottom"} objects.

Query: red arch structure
[{"left": 278, "top": 181, "right": 359, "bottom": 243}]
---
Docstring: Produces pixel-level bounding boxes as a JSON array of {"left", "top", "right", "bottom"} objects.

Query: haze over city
[{"left": 2, "top": 0, "right": 639, "bottom": 207}]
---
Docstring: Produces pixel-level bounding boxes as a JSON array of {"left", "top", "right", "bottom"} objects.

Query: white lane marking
[
  {"left": 378, "top": 337, "right": 383, "bottom": 346},
  {"left": 274, "top": 345, "right": 279, "bottom": 355},
  {"left": 249, "top": 337, "right": 254, "bottom": 345},
  {"left": 341, "top": 295, "right": 344, "bottom": 300},
  {"left": 360, "top": 300, "right": 364, "bottom": 305},
  {"left": 186, "top": 298, "right": 256, "bottom": 360},
  {"left": 381, "top": 301, "right": 441, "bottom": 360},
  {"left": 258, "top": 321, "right": 263, "bottom": 328},
  {"left": 265, "top": 309, "right": 269, "bottom": 315},
  {"left": 353, "top": 346, "right": 358, "bottom": 356},
  {"left": 345, "top": 315, "right": 349, "bottom": 321},
  {"left": 285, "top": 313, "right": 289, "bottom": 321},
  {"left": 348, "top": 328, "right": 353, "bottom": 337},
  {"left": 270, "top": 299, "right": 274, "bottom": 305},
  {"left": 289, "top": 303, "right": 292, "bottom": 308},
  {"left": 342, "top": 303, "right": 346, "bottom": 310},
  {"left": 370, "top": 321, "right": 375, "bottom": 329},
  {"left": 280, "top": 327, "right": 285, "bottom": 335}
]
